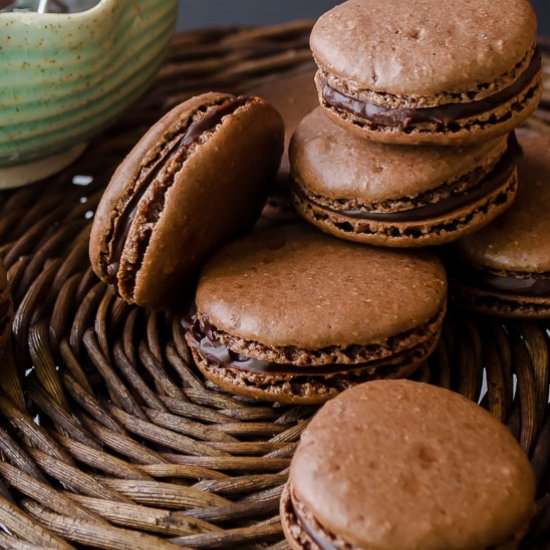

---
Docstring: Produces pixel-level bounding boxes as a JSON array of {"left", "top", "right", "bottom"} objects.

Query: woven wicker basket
[{"left": 0, "top": 22, "right": 549, "bottom": 549}]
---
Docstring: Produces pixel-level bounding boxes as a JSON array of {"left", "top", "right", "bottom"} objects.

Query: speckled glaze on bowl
[{"left": 0, "top": 0, "right": 178, "bottom": 173}]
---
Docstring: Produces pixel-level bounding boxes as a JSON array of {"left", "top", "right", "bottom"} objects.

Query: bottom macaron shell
[
  {"left": 282, "top": 482, "right": 388, "bottom": 550},
  {"left": 189, "top": 329, "right": 440, "bottom": 405},
  {"left": 280, "top": 483, "right": 318, "bottom": 550},
  {"left": 292, "top": 170, "right": 518, "bottom": 248},
  {"left": 452, "top": 280, "right": 550, "bottom": 319}
]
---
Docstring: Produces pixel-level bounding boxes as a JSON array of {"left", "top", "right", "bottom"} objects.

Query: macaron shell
[
  {"left": 196, "top": 224, "right": 447, "bottom": 349},
  {"left": 457, "top": 136, "right": 550, "bottom": 274},
  {"left": 319, "top": 71, "right": 542, "bottom": 145},
  {"left": 311, "top": 0, "right": 537, "bottom": 97},
  {"left": 292, "top": 169, "right": 518, "bottom": 247},
  {"left": 89, "top": 92, "right": 233, "bottom": 281},
  {"left": 291, "top": 108, "right": 509, "bottom": 203},
  {"left": 280, "top": 483, "right": 302, "bottom": 550},
  {"left": 289, "top": 380, "right": 535, "bottom": 549},
  {"left": 247, "top": 67, "right": 319, "bottom": 226},
  {"left": 132, "top": 98, "right": 284, "bottom": 308},
  {"left": 247, "top": 65, "right": 318, "bottom": 175}
]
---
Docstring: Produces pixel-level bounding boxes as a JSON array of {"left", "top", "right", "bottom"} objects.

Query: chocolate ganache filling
[
  {"left": 444, "top": 245, "right": 550, "bottom": 297},
  {"left": 297, "top": 134, "right": 521, "bottom": 223},
  {"left": 321, "top": 49, "right": 542, "bottom": 128},
  {"left": 481, "top": 274, "right": 550, "bottom": 296},
  {"left": 107, "top": 96, "right": 251, "bottom": 286},
  {"left": 291, "top": 500, "right": 339, "bottom": 550},
  {"left": 460, "top": 269, "right": 550, "bottom": 297},
  {"left": 184, "top": 313, "right": 424, "bottom": 377}
]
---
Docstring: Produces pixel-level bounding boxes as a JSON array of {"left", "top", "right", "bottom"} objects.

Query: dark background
[{"left": 177, "top": 0, "right": 550, "bottom": 35}]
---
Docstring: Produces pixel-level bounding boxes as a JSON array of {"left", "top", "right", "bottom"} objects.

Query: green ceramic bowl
[{"left": 0, "top": 0, "right": 178, "bottom": 185}]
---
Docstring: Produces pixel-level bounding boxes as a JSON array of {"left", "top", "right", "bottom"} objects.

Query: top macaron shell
[
  {"left": 289, "top": 380, "right": 535, "bottom": 550},
  {"left": 457, "top": 135, "right": 550, "bottom": 274},
  {"left": 90, "top": 93, "right": 284, "bottom": 309},
  {"left": 195, "top": 224, "right": 447, "bottom": 351},
  {"left": 291, "top": 108, "right": 509, "bottom": 204},
  {"left": 311, "top": 0, "right": 536, "bottom": 98}
]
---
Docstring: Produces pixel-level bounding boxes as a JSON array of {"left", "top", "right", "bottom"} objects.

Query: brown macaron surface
[
  {"left": 281, "top": 380, "right": 535, "bottom": 550},
  {"left": 247, "top": 65, "right": 319, "bottom": 171},
  {"left": 291, "top": 108, "right": 519, "bottom": 247},
  {"left": 185, "top": 224, "right": 447, "bottom": 404},
  {"left": 90, "top": 92, "right": 284, "bottom": 309},
  {"left": 452, "top": 136, "right": 550, "bottom": 317},
  {"left": 247, "top": 66, "right": 319, "bottom": 226},
  {"left": 311, "top": 0, "right": 541, "bottom": 145}
]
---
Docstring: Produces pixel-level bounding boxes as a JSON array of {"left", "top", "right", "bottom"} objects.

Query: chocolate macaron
[
  {"left": 452, "top": 136, "right": 550, "bottom": 318},
  {"left": 311, "top": 0, "right": 542, "bottom": 145},
  {"left": 90, "top": 93, "right": 284, "bottom": 309},
  {"left": 291, "top": 108, "right": 520, "bottom": 247},
  {"left": 184, "top": 224, "right": 447, "bottom": 404},
  {"left": 281, "top": 380, "right": 535, "bottom": 550}
]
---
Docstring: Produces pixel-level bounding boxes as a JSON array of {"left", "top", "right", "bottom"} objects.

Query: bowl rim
[{"left": 0, "top": 0, "right": 164, "bottom": 22}]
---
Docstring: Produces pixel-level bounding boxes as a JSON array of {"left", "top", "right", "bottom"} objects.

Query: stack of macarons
[
  {"left": 288, "top": 0, "right": 548, "bottom": 320},
  {"left": 90, "top": 0, "right": 546, "bottom": 405},
  {"left": 90, "top": 69, "right": 449, "bottom": 406},
  {"left": 291, "top": 0, "right": 541, "bottom": 248}
]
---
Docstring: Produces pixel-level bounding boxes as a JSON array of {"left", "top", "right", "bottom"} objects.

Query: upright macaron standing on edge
[
  {"left": 90, "top": 92, "right": 284, "bottom": 310},
  {"left": 288, "top": 0, "right": 543, "bottom": 250}
]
